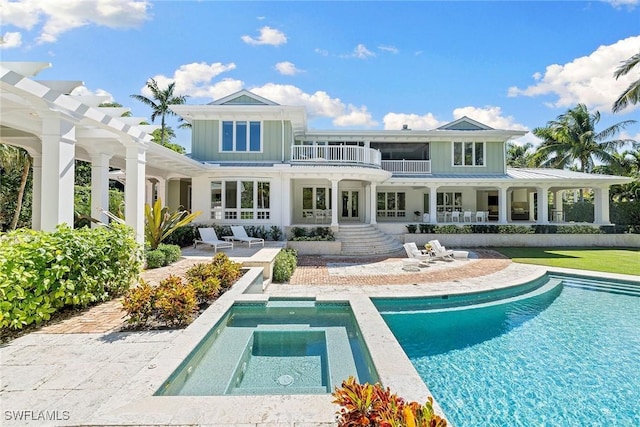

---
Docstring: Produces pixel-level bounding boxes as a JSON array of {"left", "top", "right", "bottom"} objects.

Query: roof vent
[{"left": 401, "top": 124, "right": 411, "bottom": 131}]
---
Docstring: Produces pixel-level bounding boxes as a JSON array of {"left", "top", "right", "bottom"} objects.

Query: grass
[{"left": 495, "top": 247, "right": 640, "bottom": 276}]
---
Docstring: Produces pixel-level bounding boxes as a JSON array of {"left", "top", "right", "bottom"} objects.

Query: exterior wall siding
[
  {"left": 191, "top": 120, "right": 292, "bottom": 163},
  {"left": 430, "top": 140, "right": 505, "bottom": 174}
]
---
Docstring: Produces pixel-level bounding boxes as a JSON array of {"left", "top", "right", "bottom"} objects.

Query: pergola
[{"left": 0, "top": 62, "right": 206, "bottom": 243}]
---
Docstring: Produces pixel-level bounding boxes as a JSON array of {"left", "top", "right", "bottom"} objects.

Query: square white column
[
  {"left": 30, "top": 154, "right": 42, "bottom": 230},
  {"left": 498, "top": 187, "right": 508, "bottom": 224},
  {"left": 369, "top": 183, "right": 377, "bottom": 225},
  {"left": 90, "top": 153, "right": 111, "bottom": 225},
  {"left": 537, "top": 186, "right": 549, "bottom": 224},
  {"left": 40, "top": 116, "right": 75, "bottom": 231},
  {"left": 331, "top": 179, "right": 339, "bottom": 226},
  {"left": 594, "top": 187, "right": 610, "bottom": 224},
  {"left": 429, "top": 186, "right": 438, "bottom": 224},
  {"left": 124, "top": 144, "right": 146, "bottom": 244}
]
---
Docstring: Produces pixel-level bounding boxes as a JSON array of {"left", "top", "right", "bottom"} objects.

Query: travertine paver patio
[{"left": 6, "top": 246, "right": 634, "bottom": 425}]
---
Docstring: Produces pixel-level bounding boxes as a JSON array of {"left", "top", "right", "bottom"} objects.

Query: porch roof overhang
[
  {"left": 0, "top": 62, "right": 208, "bottom": 179},
  {"left": 299, "top": 128, "right": 528, "bottom": 143},
  {"left": 387, "top": 168, "right": 632, "bottom": 188}
]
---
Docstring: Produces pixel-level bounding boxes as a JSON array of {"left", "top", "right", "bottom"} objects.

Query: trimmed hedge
[
  {"left": 0, "top": 224, "right": 142, "bottom": 330},
  {"left": 273, "top": 249, "right": 298, "bottom": 283}
]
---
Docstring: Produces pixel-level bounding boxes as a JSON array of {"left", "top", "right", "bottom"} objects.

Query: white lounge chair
[
  {"left": 403, "top": 243, "right": 431, "bottom": 266},
  {"left": 194, "top": 228, "right": 234, "bottom": 252},
  {"left": 230, "top": 226, "right": 265, "bottom": 247},
  {"left": 428, "top": 239, "right": 454, "bottom": 261}
]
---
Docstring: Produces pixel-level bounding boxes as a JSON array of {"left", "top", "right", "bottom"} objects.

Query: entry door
[{"left": 341, "top": 190, "right": 360, "bottom": 220}]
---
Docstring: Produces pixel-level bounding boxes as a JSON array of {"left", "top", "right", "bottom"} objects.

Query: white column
[
  {"left": 528, "top": 192, "right": 536, "bottom": 221},
  {"left": 537, "top": 186, "right": 549, "bottom": 224},
  {"left": 331, "top": 179, "right": 339, "bottom": 226},
  {"left": 40, "top": 116, "right": 75, "bottom": 231},
  {"left": 498, "top": 187, "right": 508, "bottom": 224},
  {"left": 281, "top": 175, "right": 292, "bottom": 227},
  {"left": 429, "top": 186, "right": 438, "bottom": 224},
  {"left": 507, "top": 189, "right": 513, "bottom": 222},
  {"left": 594, "top": 187, "right": 610, "bottom": 224},
  {"left": 30, "top": 154, "right": 42, "bottom": 230},
  {"left": 554, "top": 191, "right": 564, "bottom": 222},
  {"left": 124, "top": 144, "right": 146, "bottom": 244},
  {"left": 156, "top": 177, "right": 167, "bottom": 206},
  {"left": 90, "top": 153, "right": 111, "bottom": 225},
  {"left": 190, "top": 175, "right": 210, "bottom": 222},
  {"left": 145, "top": 180, "right": 154, "bottom": 205},
  {"left": 369, "top": 183, "right": 377, "bottom": 225}
]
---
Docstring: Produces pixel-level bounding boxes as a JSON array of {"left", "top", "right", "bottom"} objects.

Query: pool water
[
  {"left": 157, "top": 299, "right": 378, "bottom": 396},
  {"left": 376, "top": 275, "right": 640, "bottom": 426}
]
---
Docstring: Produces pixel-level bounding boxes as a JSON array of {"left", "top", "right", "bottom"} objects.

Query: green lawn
[{"left": 495, "top": 247, "right": 640, "bottom": 276}]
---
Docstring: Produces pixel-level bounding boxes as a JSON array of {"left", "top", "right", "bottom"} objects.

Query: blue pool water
[
  {"left": 157, "top": 299, "right": 378, "bottom": 396},
  {"left": 375, "top": 275, "right": 640, "bottom": 426}
]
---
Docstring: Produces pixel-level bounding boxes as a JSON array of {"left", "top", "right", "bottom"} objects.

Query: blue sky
[{"left": 1, "top": 0, "right": 639, "bottom": 153}]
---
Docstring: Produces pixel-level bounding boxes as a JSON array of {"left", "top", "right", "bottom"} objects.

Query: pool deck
[{"left": 1, "top": 244, "right": 638, "bottom": 426}]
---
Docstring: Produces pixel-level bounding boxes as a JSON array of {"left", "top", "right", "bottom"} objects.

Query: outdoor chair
[
  {"left": 463, "top": 211, "right": 472, "bottom": 222},
  {"left": 230, "top": 225, "right": 265, "bottom": 247},
  {"left": 428, "top": 239, "right": 454, "bottom": 261},
  {"left": 194, "top": 228, "right": 234, "bottom": 252},
  {"left": 451, "top": 211, "right": 461, "bottom": 222},
  {"left": 475, "top": 211, "right": 485, "bottom": 222},
  {"left": 403, "top": 243, "right": 431, "bottom": 266},
  {"left": 314, "top": 209, "right": 327, "bottom": 224}
]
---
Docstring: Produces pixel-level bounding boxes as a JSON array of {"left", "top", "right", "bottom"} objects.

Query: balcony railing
[
  {"left": 381, "top": 160, "right": 431, "bottom": 174},
  {"left": 291, "top": 145, "right": 381, "bottom": 167}
]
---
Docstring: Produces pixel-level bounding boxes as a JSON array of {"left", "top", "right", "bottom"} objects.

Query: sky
[{"left": 1, "top": 0, "right": 639, "bottom": 154}]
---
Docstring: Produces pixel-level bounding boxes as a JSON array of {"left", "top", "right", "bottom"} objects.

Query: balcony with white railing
[
  {"left": 290, "top": 145, "right": 382, "bottom": 167},
  {"left": 381, "top": 160, "right": 431, "bottom": 174}
]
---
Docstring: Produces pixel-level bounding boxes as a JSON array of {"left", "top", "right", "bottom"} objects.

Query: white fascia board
[{"left": 301, "top": 129, "right": 528, "bottom": 142}]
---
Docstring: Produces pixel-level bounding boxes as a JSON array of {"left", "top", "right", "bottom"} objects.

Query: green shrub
[
  {"left": 406, "top": 224, "right": 417, "bottom": 234},
  {"left": 556, "top": 225, "right": 602, "bottom": 234},
  {"left": 154, "top": 275, "right": 197, "bottom": 327},
  {"left": 289, "top": 227, "right": 335, "bottom": 241},
  {"left": 157, "top": 243, "right": 182, "bottom": 264},
  {"left": 190, "top": 277, "right": 222, "bottom": 305},
  {"left": 273, "top": 249, "right": 297, "bottom": 283},
  {"left": 291, "top": 226, "right": 308, "bottom": 239},
  {"left": 210, "top": 252, "right": 242, "bottom": 288},
  {"left": 418, "top": 223, "right": 435, "bottom": 233},
  {"left": 122, "top": 280, "right": 155, "bottom": 326},
  {"left": 145, "top": 249, "right": 166, "bottom": 269},
  {"left": 163, "top": 224, "right": 198, "bottom": 247},
  {"left": 0, "top": 223, "right": 141, "bottom": 330},
  {"left": 270, "top": 225, "right": 283, "bottom": 241}
]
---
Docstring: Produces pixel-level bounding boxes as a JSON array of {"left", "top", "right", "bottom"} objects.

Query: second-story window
[
  {"left": 453, "top": 141, "right": 484, "bottom": 166},
  {"left": 221, "top": 121, "right": 262, "bottom": 152}
]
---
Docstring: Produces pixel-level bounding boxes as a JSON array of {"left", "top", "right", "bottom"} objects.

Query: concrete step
[{"left": 336, "top": 225, "right": 403, "bottom": 256}]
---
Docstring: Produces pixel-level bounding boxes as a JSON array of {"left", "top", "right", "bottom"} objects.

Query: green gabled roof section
[
  {"left": 438, "top": 116, "right": 494, "bottom": 131},
  {"left": 208, "top": 89, "right": 278, "bottom": 106}
]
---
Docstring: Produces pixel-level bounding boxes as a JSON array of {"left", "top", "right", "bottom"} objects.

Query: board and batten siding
[
  {"left": 191, "top": 120, "right": 292, "bottom": 162},
  {"left": 429, "top": 140, "right": 505, "bottom": 174}
]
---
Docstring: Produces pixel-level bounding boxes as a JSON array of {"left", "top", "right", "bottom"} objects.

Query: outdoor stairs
[{"left": 336, "top": 224, "right": 404, "bottom": 256}]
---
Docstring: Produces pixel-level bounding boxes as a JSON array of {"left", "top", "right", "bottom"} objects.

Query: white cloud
[
  {"left": 508, "top": 35, "right": 640, "bottom": 111},
  {"left": 0, "top": 31, "right": 22, "bottom": 49},
  {"left": 342, "top": 43, "right": 375, "bottom": 59},
  {"left": 378, "top": 45, "right": 398, "bottom": 54},
  {"left": 606, "top": 0, "right": 639, "bottom": 8},
  {"left": 251, "top": 83, "right": 377, "bottom": 127},
  {"left": 70, "top": 86, "right": 115, "bottom": 102},
  {"left": 0, "top": 0, "right": 151, "bottom": 44},
  {"left": 241, "top": 26, "right": 287, "bottom": 46},
  {"left": 141, "top": 62, "right": 239, "bottom": 100},
  {"left": 383, "top": 113, "right": 444, "bottom": 130},
  {"left": 275, "top": 61, "right": 303, "bottom": 75},
  {"left": 314, "top": 48, "right": 328, "bottom": 56}
]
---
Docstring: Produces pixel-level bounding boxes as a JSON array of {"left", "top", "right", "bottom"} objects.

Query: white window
[
  {"left": 453, "top": 141, "right": 484, "bottom": 166},
  {"left": 377, "top": 192, "right": 406, "bottom": 218},
  {"left": 221, "top": 121, "right": 262, "bottom": 152},
  {"left": 210, "top": 180, "right": 270, "bottom": 220}
]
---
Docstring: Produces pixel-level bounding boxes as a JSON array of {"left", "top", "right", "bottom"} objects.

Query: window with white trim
[
  {"left": 377, "top": 192, "right": 406, "bottom": 217},
  {"left": 210, "top": 180, "right": 270, "bottom": 220},
  {"left": 221, "top": 121, "right": 262, "bottom": 152},
  {"left": 453, "top": 141, "right": 484, "bottom": 166}
]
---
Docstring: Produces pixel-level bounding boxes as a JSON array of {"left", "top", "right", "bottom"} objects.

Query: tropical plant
[
  {"left": 144, "top": 198, "right": 201, "bottom": 250},
  {"left": 130, "top": 78, "right": 188, "bottom": 147},
  {"left": 150, "top": 127, "right": 186, "bottom": 154},
  {"left": 612, "top": 50, "right": 640, "bottom": 113},
  {"left": 506, "top": 142, "right": 534, "bottom": 167},
  {"left": 593, "top": 148, "right": 640, "bottom": 201},
  {"left": 0, "top": 144, "right": 32, "bottom": 230},
  {"left": 532, "top": 104, "right": 636, "bottom": 200}
]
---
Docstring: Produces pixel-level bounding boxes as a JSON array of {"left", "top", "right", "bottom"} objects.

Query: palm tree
[
  {"left": 130, "top": 79, "right": 188, "bottom": 146},
  {"left": 612, "top": 51, "right": 640, "bottom": 113},
  {"left": 532, "top": 104, "right": 636, "bottom": 174},
  {"left": 0, "top": 144, "right": 32, "bottom": 230},
  {"left": 506, "top": 142, "right": 534, "bottom": 167},
  {"left": 594, "top": 148, "right": 640, "bottom": 201}
]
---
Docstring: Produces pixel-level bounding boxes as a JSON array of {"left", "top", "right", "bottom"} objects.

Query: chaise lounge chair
[
  {"left": 403, "top": 243, "right": 431, "bottom": 267},
  {"left": 230, "top": 225, "right": 265, "bottom": 247},
  {"left": 428, "top": 239, "right": 454, "bottom": 261},
  {"left": 194, "top": 228, "right": 234, "bottom": 252}
]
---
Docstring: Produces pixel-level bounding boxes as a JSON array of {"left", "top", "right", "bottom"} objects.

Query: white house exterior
[{"left": 0, "top": 63, "right": 633, "bottom": 243}]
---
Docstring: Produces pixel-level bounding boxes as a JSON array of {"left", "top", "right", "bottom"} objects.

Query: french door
[{"left": 340, "top": 190, "right": 360, "bottom": 220}]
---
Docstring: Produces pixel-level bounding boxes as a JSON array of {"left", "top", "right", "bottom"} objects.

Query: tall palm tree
[
  {"left": 130, "top": 79, "right": 188, "bottom": 146},
  {"left": 532, "top": 104, "right": 636, "bottom": 174},
  {"left": 506, "top": 142, "right": 534, "bottom": 167},
  {"left": 0, "top": 144, "right": 32, "bottom": 230},
  {"left": 612, "top": 51, "right": 640, "bottom": 113}
]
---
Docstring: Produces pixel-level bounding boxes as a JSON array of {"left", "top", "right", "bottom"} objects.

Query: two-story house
[{"left": 170, "top": 90, "right": 627, "bottom": 233}]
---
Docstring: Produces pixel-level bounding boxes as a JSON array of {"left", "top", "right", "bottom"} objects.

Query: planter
[{"left": 286, "top": 240, "right": 342, "bottom": 255}]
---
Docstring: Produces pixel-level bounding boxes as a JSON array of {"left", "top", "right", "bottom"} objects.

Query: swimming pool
[
  {"left": 157, "top": 298, "right": 378, "bottom": 396},
  {"left": 374, "top": 274, "right": 640, "bottom": 426}
]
